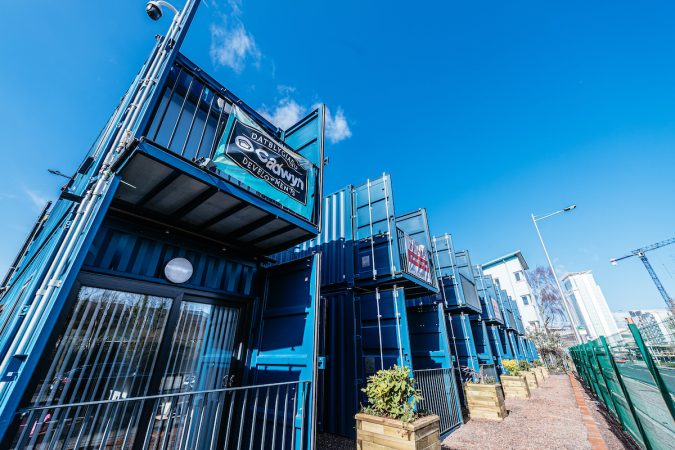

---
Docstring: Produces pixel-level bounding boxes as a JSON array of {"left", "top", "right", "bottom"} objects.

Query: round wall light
[{"left": 164, "top": 257, "right": 193, "bottom": 284}]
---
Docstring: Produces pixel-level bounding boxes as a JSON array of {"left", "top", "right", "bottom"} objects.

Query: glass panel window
[
  {"left": 13, "top": 286, "right": 172, "bottom": 449},
  {"left": 514, "top": 271, "right": 523, "bottom": 281},
  {"left": 159, "top": 301, "right": 240, "bottom": 394},
  {"left": 521, "top": 295, "right": 530, "bottom": 305}
]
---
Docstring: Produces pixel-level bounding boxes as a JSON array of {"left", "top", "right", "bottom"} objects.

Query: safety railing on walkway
[
  {"left": 569, "top": 316, "right": 675, "bottom": 450},
  {"left": 8, "top": 380, "right": 310, "bottom": 450},
  {"left": 414, "top": 368, "right": 463, "bottom": 436}
]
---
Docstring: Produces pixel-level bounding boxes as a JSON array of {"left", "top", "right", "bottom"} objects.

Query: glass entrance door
[
  {"left": 10, "top": 279, "right": 242, "bottom": 450},
  {"left": 144, "top": 301, "right": 240, "bottom": 449}
]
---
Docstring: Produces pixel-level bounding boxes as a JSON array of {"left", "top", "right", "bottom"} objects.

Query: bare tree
[{"left": 526, "top": 266, "right": 568, "bottom": 329}]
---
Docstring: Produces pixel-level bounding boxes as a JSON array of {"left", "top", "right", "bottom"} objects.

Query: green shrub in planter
[
  {"left": 533, "top": 359, "right": 544, "bottom": 367},
  {"left": 502, "top": 359, "right": 521, "bottom": 376},
  {"left": 361, "top": 365, "right": 422, "bottom": 423},
  {"left": 518, "top": 360, "right": 531, "bottom": 371}
]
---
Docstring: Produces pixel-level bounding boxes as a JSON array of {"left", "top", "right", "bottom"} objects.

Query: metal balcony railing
[
  {"left": 413, "top": 368, "right": 462, "bottom": 436},
  {"left": 9, "top": 381, "right": 310, "bottom": 450}
]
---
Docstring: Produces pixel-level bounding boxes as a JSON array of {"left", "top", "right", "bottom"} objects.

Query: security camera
[{"left": 146, "top": 1, "right": 163, "bottom": 20}]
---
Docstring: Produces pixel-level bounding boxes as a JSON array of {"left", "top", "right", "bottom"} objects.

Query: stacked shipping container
[
  {"left": 275, "top": 174, "right": 465, "bottom": 438},
  {"left": 0, "top": 2, "right": 542, "bottom": 448},
  {"left": 0, "top": 4, "right": 326, "bottom": 448}
]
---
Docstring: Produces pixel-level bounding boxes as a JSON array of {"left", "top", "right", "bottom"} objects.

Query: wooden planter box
[
  {"left": 523, "top": 371, "right": 539, "bottom": 389},
  {"left": 534, "top": 367, "right": 547, "bottom": 382},
  {"left": 464, "top": 383, "right": 507, "bottom": 421},
  {"left": 541, "top": 367, "right": 550, "bottom": 378},
  {"left": 355, "top": 413, "right": 441, "bottom": 450},
  {"left": 500, "top": 375, "right": 531, "bottom": 399}
]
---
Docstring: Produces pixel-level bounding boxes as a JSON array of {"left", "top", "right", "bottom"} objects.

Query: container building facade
[
  {"left": 0, "top": 4, "right": 325, "bottom": 448},
  {"left": 276, "top": 175, "right": 463, "bottom": 439},
  {"left": 0, "top": 2, "right": 542, "bottom": 447}
]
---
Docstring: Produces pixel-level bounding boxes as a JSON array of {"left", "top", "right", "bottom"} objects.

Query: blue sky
[{"left": 0, "top": 0, "right": 673, "bottom": 313}]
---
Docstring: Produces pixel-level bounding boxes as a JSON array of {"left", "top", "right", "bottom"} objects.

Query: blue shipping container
[{"left": 0, "top": 7, "right": 324, "bottom": 447}]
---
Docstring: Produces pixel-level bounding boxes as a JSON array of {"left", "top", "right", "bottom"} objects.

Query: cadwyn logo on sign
[{"left": 225, "top": 120, "right": 308, "bottom": 204}]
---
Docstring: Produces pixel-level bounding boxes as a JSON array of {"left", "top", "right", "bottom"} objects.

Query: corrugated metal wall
[{"left": 83, "top": 218, "right": 257, "bottom": 297}]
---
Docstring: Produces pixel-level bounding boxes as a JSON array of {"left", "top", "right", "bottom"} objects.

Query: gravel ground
[
  {"left": 580, "top": 384, "right": 640, "bottom": 450},
  {"left": 316, "top": 432, "right": 354, "bottom": 449},
  {"left": 443, "top": 374, "right": 606, "bottom": 450},
  {"left": 317, "top": 375, "right": 633, "bottom": 450}
]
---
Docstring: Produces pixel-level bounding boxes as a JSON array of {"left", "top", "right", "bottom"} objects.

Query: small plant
[
  {"left": 482, "top": 375, "right": 497, "bottom": 384},
  {"left": 518, "top": 360, "right": 531, "bottom": 371},
  {"left": 502, "top": 359, "right": 521, "bottom": 376},
  {"left": 533, "top": 359, "right": 544, "bottom": 367},
  {"left": 361, "top": 365, "right": 422, "bottom": 423}
]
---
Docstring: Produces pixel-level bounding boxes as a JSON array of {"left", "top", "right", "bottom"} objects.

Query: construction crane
[{"left": 610, "top": 237, "right": 675, "bottom": 311}]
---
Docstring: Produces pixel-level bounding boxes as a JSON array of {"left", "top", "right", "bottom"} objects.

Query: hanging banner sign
[
  {"left": 491, "top": 298, "right": 502, "bottom": 319},
  {"left": 214, "top": 106, "right": 316, "bottom": 218},
  {"left": 404, "top": 236, "right": 433, "bottom": 284}
]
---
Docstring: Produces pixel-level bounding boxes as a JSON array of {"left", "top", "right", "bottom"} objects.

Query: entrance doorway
[{"left": 10, "top": 274, "right": 243, "bottom": 449}]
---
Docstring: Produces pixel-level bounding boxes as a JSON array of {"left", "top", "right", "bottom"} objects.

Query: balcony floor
[{"left": 113, "top": 144, "right": 316, "bottom": 255}]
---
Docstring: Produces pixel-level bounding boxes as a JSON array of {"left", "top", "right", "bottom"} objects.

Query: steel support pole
[{"left": 531, "top": 214, "right": 582, "bottom": 344}]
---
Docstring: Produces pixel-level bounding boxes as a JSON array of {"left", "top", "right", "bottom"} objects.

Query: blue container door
[
  {"left": 447, "top": 313, "right": 480, "bottom": 408},
  {"left": 316, "top": 289, "right": 359, "bottom": 437},
  {"left": 407, "top": 304, "right": 451, "bottom": 370},
  {"left": 448, "top": 314, "right": 480, "bottom": 377},
  {"left": 499, "top": 328, "right": 514, "bottom": 360},
  {"left": 431, "top": 234, "right": 455, "bottom": 279},
  {"left": 470, "top": 320, "right": 497, "bottom": 378},
  {"left": 247, "top": 255, "right": 320, "bottom": 450},
  {"left": 528, "top": 339, "right": 539, "bottom": 361},
  {"left": 353, "top": 175, "right": 399, "bottom": 281},
  {"left": 523, "top": 339, "right": 531, "bottom": 360},
  {"left": 407, "top": 303, "right": 463, "bottom": 436},
  {"left": 486, "top": 325, "right": 505, "bottom": 374},
  {"left": 355, "top": 287, "right": 412, "bottom": 380}
]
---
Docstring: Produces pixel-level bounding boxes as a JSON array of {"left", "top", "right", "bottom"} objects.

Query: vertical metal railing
[
  {"left": 146, "top": 62, "right": 232, "bottom": 163},
  {"left": 479, "top": 364, "right": 498, "bottom": 384},
  {"left": 144, "top": 57, "right": 320, "bottom": 180},
  {"left": 8, "top": 381, "right": 310, "bottom": 450},
  {"left": 413, "top": 368, "right": 462, "bottom": 436}
]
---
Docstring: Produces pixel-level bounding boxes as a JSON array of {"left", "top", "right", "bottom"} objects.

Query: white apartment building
[
  {"left": 562, "top": 271, "right": 619, "bottom": 340},
  {"left": 482, "top": 251, "right": 543, "bottom": 331}
]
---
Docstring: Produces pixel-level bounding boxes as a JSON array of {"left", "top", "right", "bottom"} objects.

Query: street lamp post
[{"left": 532, "top": 205, "right": 583, "bottom": 344}]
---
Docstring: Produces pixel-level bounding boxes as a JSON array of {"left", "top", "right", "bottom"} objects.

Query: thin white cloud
[
  {"left": 261, "top": 92, "right": 352, "bottom": 144},
  {"left": 23, "top": 188, "right": 48, "bottom": 211},
  {"left": 209, "top": 16, "right": 260, "bottom": 73},
  {"left": 262, "top": 98, "right": 306, "bottom": 130},
  {"left": 324, "top": 107, "right": 352, "bottom": 144}
]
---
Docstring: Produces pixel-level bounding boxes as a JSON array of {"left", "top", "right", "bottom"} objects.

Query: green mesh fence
[{"left": 569, "top": 317, "right": 675, "bottom": 450}]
